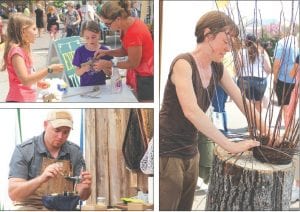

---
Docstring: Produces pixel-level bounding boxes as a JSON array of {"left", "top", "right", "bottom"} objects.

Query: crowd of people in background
[
  {"left": 0, "top": 0, "right": 154, "bottom": 102},
  {"left": 0, "top": 0, "right": 298, "bottom": 210},
  {"left": 0, "top": 0, "right": 142, "bottom": 39},
  {"left": 159, "top": 9, "right": 299, "bottom": 210}
]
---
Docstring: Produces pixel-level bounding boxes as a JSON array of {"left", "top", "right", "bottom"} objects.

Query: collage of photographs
[{"left": 0, "top": 0, "right": 299, "bottom": 211}]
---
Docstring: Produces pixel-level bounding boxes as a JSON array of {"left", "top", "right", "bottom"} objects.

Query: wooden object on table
[
  {"left": 130, "top": 172, "right": 138, "bottom": 188},
  {"left": 205, "top": 145, "right": 295, "bottom": 210},
  {"left": 115, "top": 203, "right": 154, "bottom": 211},
  {"left": 127, "top": 202, "right": 144, "bottom": 210},
  {"left": 81, "top": 204, "right": 107, "bottom": 210}
]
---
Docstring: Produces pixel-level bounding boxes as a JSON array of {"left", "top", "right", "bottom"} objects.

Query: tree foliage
[{"left": 53, "top": 0, "right": 65, "bottom": 9}]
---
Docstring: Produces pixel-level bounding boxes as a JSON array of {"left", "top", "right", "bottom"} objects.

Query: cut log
[{"left": 205, "top": 145, "right": 295, "bottom": 210}]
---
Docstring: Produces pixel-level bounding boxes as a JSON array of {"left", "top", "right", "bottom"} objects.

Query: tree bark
[{"left": 205, "top": 145, "right": 295, "bottom": 210}]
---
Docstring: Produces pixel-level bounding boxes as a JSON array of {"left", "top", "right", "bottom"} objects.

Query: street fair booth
[{"left": 40, "top": 36, "right": 138, "bottom": 103}]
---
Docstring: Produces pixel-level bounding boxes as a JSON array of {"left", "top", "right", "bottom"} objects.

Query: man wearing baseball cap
[{"left": 8, "top": 110, "right": 92, "bottom": 210}]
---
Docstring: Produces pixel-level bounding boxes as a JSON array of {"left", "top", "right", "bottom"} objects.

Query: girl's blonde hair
[
  {"left": 36, "top": 4, "right": 42, "bottom": 10},
  {"left": 80, "top": 20, "right": 100, "bottom": 37},
  {"left": 2, "top": 13, "right": 34, "bottom": 71},
  {"left": 66, "top": 2, "right": 74, "bottom": 8},
  {"left": 48, "top": 6, "right": 55, "bottom": 13}
]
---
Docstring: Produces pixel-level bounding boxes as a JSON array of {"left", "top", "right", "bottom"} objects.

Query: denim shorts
[
  {"left": 237, "top": 76, "right": 267, "bottom": 101},
  {"left": 275, "top": 79, "right": 295, "bottom": 105}
]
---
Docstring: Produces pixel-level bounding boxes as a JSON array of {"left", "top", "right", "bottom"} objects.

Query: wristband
[
  {"left": 112, "top": 60, "right": 118, "bottom": 68},
  {"left": 47, "top": 67, "right": 53, "bottom": 74}
]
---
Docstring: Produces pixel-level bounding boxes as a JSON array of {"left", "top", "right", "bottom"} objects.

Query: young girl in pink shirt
[{"left": 2, "top": 13, "right": 64, "bottom": 102}]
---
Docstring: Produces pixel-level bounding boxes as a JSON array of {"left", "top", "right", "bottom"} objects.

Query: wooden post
[
  {"left": 85, "top": 109, "right": 97, "bottom": 205},
  {"left": 205, "top": 145, "right": 295, "bottom": 210}
]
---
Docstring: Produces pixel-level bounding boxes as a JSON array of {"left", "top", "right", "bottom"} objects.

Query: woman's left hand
[
  {"left": 92, "top": 60, "right": 112, "bottom": 76},
  {"left": 94, "top": 49, "right": 109, "bottom": 59}
]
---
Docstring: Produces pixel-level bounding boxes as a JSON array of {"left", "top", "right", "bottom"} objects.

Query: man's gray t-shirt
[{"left": 9, "top": 132, "right": 85, "bottom": 180}]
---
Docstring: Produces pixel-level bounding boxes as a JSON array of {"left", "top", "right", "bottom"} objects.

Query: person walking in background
[
  {"left": 273, "top": 27, "right": 299, "bottom": 127},
  {"left": 34, "top": 4, "right": 44, "bottom": 37},
  {"left": 211, "top": 51, "right": 237, "bottom": 133},
  {"left": 211, "top": 85, "right": 229, "bottom": 133},
  {"left": 96, "top": 0, "right": 103, "bottom": 15},
  {"left": 95, "top": 0, "right": 108, "bottom": 41},
  {"left": 96, "top": 0, "right": 154, "bottom": 101},
  {"left": 1, "top": 14, "right": 64, "bottom": 102},
  {"left": 159, "top": 11, "right": 267, "bottom": 211},
  {"left": 9, "top": 6, "right": 17, "bottom": 14},
  {"left": 285, "top": 54, "right": 299, "bottom": 202},
  {"left": 73, "top": 20, "right": 113, "bottom": 86},
  {"left": 64, "top": 2, "right": 81, "bottom": 37},
  {"left": 237, "top": 34, "right": 272, "bottom": 111},
  {"left": 130, "top": 1, "right": 140, "bottom": 18},
  {"left": 286, "top": 54, "right": 299, "bottom": 128},
  {"left": 46, "top": 6, "right": 60, "bottom": 40},
  {"left": 82, "top": 1, "right": 101, "bottom": 24},
  {"left": 75, "top": 3, "right": 83, "bottom": 32},
  {"left": 23, "top": 6, "right": 30, "bottom": 17}
]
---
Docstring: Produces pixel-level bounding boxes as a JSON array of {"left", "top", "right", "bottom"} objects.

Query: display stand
[
  {"left": 205, "top": 145, "right": 295, "bottom": 210},
  {"left": 46, "top": 36, "right": 81, "bottom": 87}
]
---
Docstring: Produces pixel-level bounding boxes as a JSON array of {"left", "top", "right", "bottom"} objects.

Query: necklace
[
  {"left": 191, "top": 52, "right": 215, "bottom": 105},
  {"left": 191, "top": 52, "right": 212, "bottom": 89}
]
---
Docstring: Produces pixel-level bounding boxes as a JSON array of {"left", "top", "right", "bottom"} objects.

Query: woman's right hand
[
  {"left": 226, "top": 139, "right": 260, "bottom": 154},
  {"left": 48, "top": 63, "right": 64, "bottom": 74},
  {"left": 94, "top": 49, "right": 109, "bottom": 59}
]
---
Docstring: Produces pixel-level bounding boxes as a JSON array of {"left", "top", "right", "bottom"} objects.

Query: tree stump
[{"left": 205, "top": 145, "right": 295, "bottom": 210}]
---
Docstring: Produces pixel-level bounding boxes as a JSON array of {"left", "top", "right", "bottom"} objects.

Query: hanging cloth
[
  {"left": 122, "top": 109, "right": 147, "bottom": 171},
  {"left": 140, "top": 137, "right": 154, "bottom": 175}
]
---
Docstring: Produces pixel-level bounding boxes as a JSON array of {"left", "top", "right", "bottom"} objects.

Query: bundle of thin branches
[{"left": 226, "top": 1, "right": 299, "bottom": 164}]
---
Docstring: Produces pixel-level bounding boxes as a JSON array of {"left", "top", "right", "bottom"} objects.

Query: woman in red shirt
[{"left": 96, "top": 0, "right": 154, "bottom": 101}]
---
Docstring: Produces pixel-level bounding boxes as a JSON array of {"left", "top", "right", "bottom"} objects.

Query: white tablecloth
[{"left": 61, "top": 79, "right": 138, "bottom": 102}]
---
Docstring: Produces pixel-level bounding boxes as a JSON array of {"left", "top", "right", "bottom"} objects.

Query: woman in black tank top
[{"left": 159, "top": 11, "right": 267, "bottom": 211}]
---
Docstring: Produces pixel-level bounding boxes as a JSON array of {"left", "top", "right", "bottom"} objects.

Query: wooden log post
[{"left": 205, "top": 145, "right": 295, "bottom": 210}]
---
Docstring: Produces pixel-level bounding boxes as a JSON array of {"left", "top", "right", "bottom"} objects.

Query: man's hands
[
  {"left": 76, "top": 170, "right": 92, "bottom": 200},
  {"left": 39, "top": 163, "right": 63, "bottom": 184},
  {"left": 78, "top": 171, "right": 92, "bottom": 188}
]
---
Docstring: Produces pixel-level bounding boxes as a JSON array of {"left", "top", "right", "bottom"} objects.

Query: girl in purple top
[{"left": 73, "top": 20, "right": 113, "bottom": 86}]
